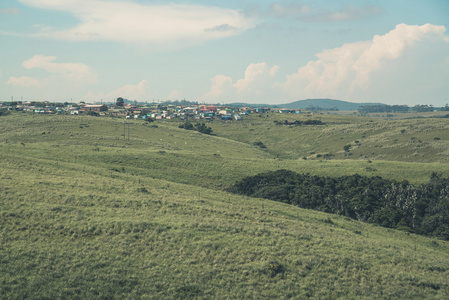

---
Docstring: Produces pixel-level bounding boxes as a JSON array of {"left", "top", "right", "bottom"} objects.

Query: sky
[{"left": 0, "top": 0, "right": 448, "bottom": 106}]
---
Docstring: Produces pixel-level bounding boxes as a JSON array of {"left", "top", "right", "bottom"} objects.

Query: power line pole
[{"left": 123, "top": 121, "right": 130, "bottom": 140}]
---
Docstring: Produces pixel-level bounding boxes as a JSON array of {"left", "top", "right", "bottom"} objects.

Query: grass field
[{"left": 1, "top": 112, "right": 449, "bottom": 298}]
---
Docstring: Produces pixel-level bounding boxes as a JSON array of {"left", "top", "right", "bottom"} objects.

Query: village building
[{"left": 81, "top": 104, "right": 108, "bottom": 112}]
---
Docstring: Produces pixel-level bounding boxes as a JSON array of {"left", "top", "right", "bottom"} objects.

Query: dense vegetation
[
  {"left": 273, "top": 119, "right": 325, "bottom": 126},
  {"left": 229, "top": 170, "right": 449, "bottom": 240},
  {"left": 179, "top": 121, "right": 213, "bottom": 134},
  {"left": 357, "top": 104, "right": 446, "bottom": 114},
  {"left": 1, "top": 112, "right": 449, "bottom": 298}
]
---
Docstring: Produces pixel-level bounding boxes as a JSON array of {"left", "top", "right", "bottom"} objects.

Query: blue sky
[{"left": 1, "top": 0, "right": 448, "bottom": 105}]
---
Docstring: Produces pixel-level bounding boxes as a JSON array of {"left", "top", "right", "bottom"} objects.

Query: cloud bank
[
  {"left": 7, "top": 55, "right": 97, "bottom": 96},
  {"left": 303, "top": 5, "right": 383, "bottom": 22},
  {"left": 266, "top": 3, "right": 382, "bottom": 22},
  {"left": 200, "top": 62, "right": 280, "bottom": 102},
  {"left": 202, "top": 24, "right": 449, "bottom": 104},
  {"left": 280, "top": 23, "right": 449, "bottom": 101},
  {"left": 17, "top": 0, "right": 254, "bottom": 47}
]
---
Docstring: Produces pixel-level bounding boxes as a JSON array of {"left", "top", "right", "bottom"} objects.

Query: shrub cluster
[
  {"left": 273, "top": 120, "right": 324, "bottom": 126},
  {"left": 179, "top": 122, "right": 213, "bottom": 134},
  {"left": 0, "top": 109, "right": 10, "bottom": 116},
  {"left": 253, "top": 141, "right": 266, "bottom": 149},
  {"left": 229, "top": 170, "right": 449, "bottom": 240}
]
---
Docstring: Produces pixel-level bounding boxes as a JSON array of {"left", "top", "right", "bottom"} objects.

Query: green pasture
[{"left": 1, "top": 112, "right": 449, "bottom": 298}]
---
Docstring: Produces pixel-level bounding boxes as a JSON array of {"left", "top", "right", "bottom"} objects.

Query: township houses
[{"left": 1, "top": 100, "right": 307, "bottom": 121}]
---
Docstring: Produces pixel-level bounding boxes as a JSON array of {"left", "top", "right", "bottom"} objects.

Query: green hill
[
  {"left": 279, "top": 98, "right": 384, "bottom": 110},
  {"left": 1, "top": 113, "right": 449, "bottom": 298},
  {"left": 228, "top": 99, "right": 384, "bottom": 110}
]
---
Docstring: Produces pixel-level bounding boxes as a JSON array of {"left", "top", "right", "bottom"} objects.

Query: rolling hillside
[
  {"left": 279, "top": 99, "right": 384, "bottom": 110},
  {"left": 1, "top": 113, "right": 449, "bottom": 298}
]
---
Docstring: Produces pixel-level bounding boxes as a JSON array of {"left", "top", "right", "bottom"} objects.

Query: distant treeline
[
  {"left": 358, "top": 104, "right": 449, "bottom": 114},
  {"left": 229, "top": 170, "right": 449, "bottom": 240},
  {"left": 273, "top": 120, "right": 325, "bottom": 126},
  {"left": 306, "top": 105, "right": 339, "bottom": 112}
]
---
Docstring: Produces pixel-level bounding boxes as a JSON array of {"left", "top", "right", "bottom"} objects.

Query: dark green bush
[{"left": 229, "top": 170, "right": 449, "bottom": 240}]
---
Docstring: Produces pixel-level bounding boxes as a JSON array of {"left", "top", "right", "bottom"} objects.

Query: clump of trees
[
  {"left": 0, "top": 109, "right": 10, "bottom": 116},
  {"left": 116, "top": 97, "right": 125, "bottom": 107},
  {"left": 273, "top": 120, "right": 324, "bottom": 126},
  {"left": 306, "top": 105, "right": 339, "bottom": 112},
  {"left": 179, "top": 122, "right": 213, "bottom": 134},
  {"left": 358, "top": 104, "right": 410, "bottom": 114},
  {"left": 228, "top": 170, "right": 449, "bottom": 240},
  {"left": 357, "top": 104, "right": 441, "bottom": 114},
  {"left": 253, "top": 141, "right": 266, "bottom": 149}
]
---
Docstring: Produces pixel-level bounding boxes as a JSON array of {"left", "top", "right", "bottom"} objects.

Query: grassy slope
[
  {"left": 1, "top": 113, "right": 449, "bottom": 298},
  {"left": 210, "top": 113, "right": 449, "bottom": 163}
]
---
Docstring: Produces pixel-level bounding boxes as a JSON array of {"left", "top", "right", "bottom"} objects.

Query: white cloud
[
  {"left": 200, "top": 24, "right": 449, "bottom": 104},
  {"left": 17, "top": 0, "right": 255, "bottom": 48},
  {"left": 266, "top": 3, "right": 381, "bottom": 21},
  {"left": 7, "top": 76, "right": 41, "bottom": 88},
  {"left": 167, "top": 90, "right": 183, "bottom": 101},
  {"left": 303, "top": 5, "right": 383, "bottom": 22},
  {"left": 268, "top": 3, "right": 310, "bottom": 17},
  {"left": 200, "top": 62, "right": 280, "bottom": 102},
  {"left": 279, "top": 23, "right": 449, "bottom": 102},
  {"left": 84, "top": 80, "right": 151, "bottom": 102},
  {"left": 22, "top": 55, "right": 97, "bottom": 84},
  {"left": 234, "top": 63, "right": 280, "bottom": 95},
  {"left": 201, "top": 75, "right": 235, "bottom": 101},
  {"left": 0, "top": 8, "right": 20, "bottom": 14},
  {"left": 6, "top": 55, "right": 97, "bottom": 99}
]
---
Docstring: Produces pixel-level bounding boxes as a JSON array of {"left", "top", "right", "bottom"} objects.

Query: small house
[{"left": 82, "top": 104, "right": 108, "bottom": 112}]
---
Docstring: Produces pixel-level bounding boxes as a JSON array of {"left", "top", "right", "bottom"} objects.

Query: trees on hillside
[
  {"left": 229, "top": 170, "right": 449, "bottom": 240},
  {"left": 179, "top": 122, "right": 213, "bottom": 135}
]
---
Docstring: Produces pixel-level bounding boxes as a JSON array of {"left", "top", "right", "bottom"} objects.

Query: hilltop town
[{"left": 0, "top": 98, "right": 302, "bottom": 120}]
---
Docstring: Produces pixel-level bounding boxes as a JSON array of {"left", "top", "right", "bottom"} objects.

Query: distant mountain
[
  {"left": 227, "top": 99, "right": 385, "bottom": 111},
  {"left": 279, "top": 99, "right": 385, "bottom": 111}
]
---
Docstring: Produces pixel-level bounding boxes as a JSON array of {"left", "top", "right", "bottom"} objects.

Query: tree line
[
  {"left": 228, "top": 170, "right": 449, "bottom": 240},
  {"left": 273, "top": 120, "right": 325, "bottom": 126},
  {"left": 179, "top": 121, "right": 213, "bottom": 134},
  {"left": 357, "top": 104, "right": 449, "bottom": 114}
]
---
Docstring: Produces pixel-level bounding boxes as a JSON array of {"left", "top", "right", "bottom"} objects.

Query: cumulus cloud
[
  {"left": 201, "top": 75, "right": 235, "bottom": 101},
  {"left": 234, "top": 63, "right": 280, "bottom": 95},
  {"left": 200, "top": 24, "right": 449, "bottom": 104},
  {"left": 7, "top": 76, "right": 41, "bottom": 88},
  {"left": 17, "top": 0, "right": 254, "bottom": 47},
  {"left": 200, "top": 62, "right": 280, "bottom": 102},
  {"left": 84, "top": 80, "right": 151, "bottom": 102},
  {"left": 279, "top": 23, "right": 449, "bottom": 102},
  {"left": 22, "top": 55, "right": 97, "bottom": 84},
  {"left": 6, "top": 55, "right": 97, "bottom": 96},
  {"left": 167, "top": 90, "right": 183, "bottom": 101}
]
